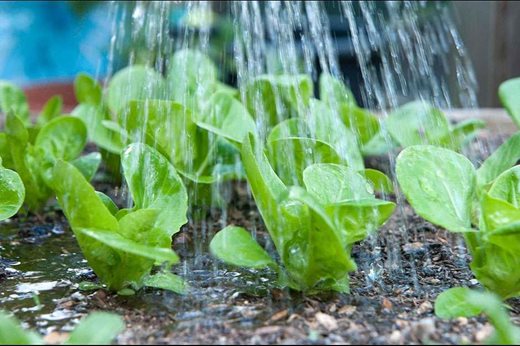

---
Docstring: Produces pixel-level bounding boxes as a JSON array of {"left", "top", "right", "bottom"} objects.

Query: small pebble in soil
[
  {"left": 315, "top": 312, "right": 338, "bottom": 332},
  {"left": 403, "top": 242, "right": 426, "bottom": 256}
]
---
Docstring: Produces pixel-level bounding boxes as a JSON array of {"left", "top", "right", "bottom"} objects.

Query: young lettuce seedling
[
  {"left": 74, "top": 50, "right": 244, "bottom": 206},
  {"left": 317, "top": 75, "right": 485, "bottom": 156},
  {"left": 0, "top": 157, "right": 24, "bottom": 221},
  {"left": 0, "top": 90, "right": 101, "bottom": 212},
  {"left": 241, "top": 73, "right": 391, "bottom": 194},
  {"left": 0, "top": 81, "right": 31, "bottom": 125},
  {"left": 267, "top": 99, "right": 364, "bottom": 175},
  {"left": 396, "top": 132, "right": 520, "bottom": 299},
  {"left": 110, "top": 93, "right": 253, "bottom": 206},
  {"left": 245, "top": 74, "right": 313, "bottom": 132},
  {"left": 384, "top": 101, "right": 485, "bottom": 152},
  {"left": 0, "top": 80, "right": 64, "bottom": 131},
  {"left": 73, "top": 49, "right": 237, "bottom": 154},
  {"left": 265, "top": 101, "right": 392, "bottom": 193},
  {"left": 51, "top": 143, "right": 188, "bottom": 293},
  {"left": 319, "top": 73, "right": 382, "bottom": 148},
  {"left": 435, "top": 287, "right": 520, "bottom": 344},
  {"left": 210, "top": 134, "right": 395, "bottom": 293},
  {"left": 499, "top": 76, "right": 520, "bottom": 129},
  {"left": 0, "top": 310, "right": 125, "bottom": 345}
]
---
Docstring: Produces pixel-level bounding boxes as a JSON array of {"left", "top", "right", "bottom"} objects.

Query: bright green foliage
[
  {"left": 210, "top": 134, "right": 395, "bottom": 293},
  {"left": 319, "top": 74, "right": 381, "bottom": 147},
  {"left": 141, "top": 271, "right": 188, "bottom": 293},
  {"left": 435, "top": 288, "right": 520, "bottom": 345},
  {"left": 396, "top": 138, "right": 520, "bottom": 299},
  {"left": 195, "top": 91, "right": 256, "bottom": 145},
  {"left": 35, "top": 117, "right": 87, "bottom": 162},
  {"left": 340, "top": 105, "right": 381, "bottom": 146},
  {"left": 37, "top": 95, "right": 63, "bottom": 126},
  {"left": 73, "top": 104, "right": 124, "bottom": 155},
  {"left": 477, "top": 133, "right": 520, "bottom": 189},
  {"left": 0, "top": 81, "right": 30, "bottom": 125},
  {"left": 386, "top": 101, "right": 451, "bottom": 147},
  {"left": 267, "top": 134, "right": 343, "bottom": 186},
  {"left": 71, "top": 152, "right": 103, "bottom": 182},
  {"left": 265, "top": 110, "right": 390, "bottom": 194},
  {"left": 0, "top": 310, "right": 124, "bottom": 345},
  {"left": 0, "top": 83, "right": 101, "bottom": 212},
  {"left": 0, "top": 310, "right": 45, "bottom": 344},
  {"left": 72, "top": 74, "right": 124, "bottom": 155},
  {"left": 266, "top": 103, "right": 365, "bottom": 186},
  {"left": 74, "top": 58, "right": 246, "bottom": 206},
  {"left": 64, "top": 312, "right": 125, "bottom": 345},
  {"left": 74, "top": 73, "right": 103, "bottom": 105},
  {"left": 319, "top": 73, "right": 357, "bottom": 108},
  {"left": 303, "top": 164, "right": 373, "bottom": 204},
  {"left": 303, "top": 164, "right": 395, "bottom": 245},
  {"left": 364, "top": 168, "right": 394, "bottom": 194},
  {"left": 51, "top": 143, "right": 188, "bottom": 292},
  {"left": 107, "top": 65, "right": 165, "bottom": 114},
  {"left": 210, "top": 226, "right": 276, "bottom": 269},
  {"left": 0, "top": 158, "right": 25, "bottom": 221},
  {"left": 306, "top": 99, "right": 364, "bottom": 171},
  {"left": 448, "top": 118, "right": 488, "bottom": 150},
  {"left": 317, "top": 75, "right": 483, "bottom": 155},
  {"left": 435, "top": 287, "right": 484, "bottom": 318},
  {"left": 2, "top": 111, "right": 99, "bottom": 212},
  {"left": 396, "top": 145, "right": 475, "bottom": 233},
  {"left": 122, "top": 99, "right": 198, "bottom": 170},
  {"left": 245, "top": 74, "right": 313, "bottom": 129},
  {"left": 499, "top": 77, "right": 520, "bottom": 128},
  {"left": 0, "top": 81, "right": 66, "bottom": 129},
  {"left": 385, "top": 101, "right": 485, "bottom": 151},
  {"left": 167, "top": 48, "right": 218, "bottom": 112},
  {"left": 119, "top": 98, "right": 246, "bottom": 191},
  {"left": 121, "top": 142, "right": 188, "bottom": 244}
]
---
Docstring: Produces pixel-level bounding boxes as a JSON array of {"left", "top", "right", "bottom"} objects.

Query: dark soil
[{"left": 1, "top": 131, "right": 519, "bottom": 345}]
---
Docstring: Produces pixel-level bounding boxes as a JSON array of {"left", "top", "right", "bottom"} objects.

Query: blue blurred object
[{"left": 0, "top": 1, "right": 111, "bottom": 86}]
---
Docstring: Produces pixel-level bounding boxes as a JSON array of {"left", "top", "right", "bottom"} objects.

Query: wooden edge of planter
[
  {"left": 24, "top": 82, "right": 77, "bottom": 114},
  {"left": 444, "top": 108, "right": 516, "bottom": 135}
]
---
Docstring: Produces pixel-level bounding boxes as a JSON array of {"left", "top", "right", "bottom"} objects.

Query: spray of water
[{"left": 98, "top": 0, "right": 488, "bottom": 294}]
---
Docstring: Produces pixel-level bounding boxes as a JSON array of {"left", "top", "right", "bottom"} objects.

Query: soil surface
[{"left": 1, "top": 130, "right": 519, "bottom": 345}]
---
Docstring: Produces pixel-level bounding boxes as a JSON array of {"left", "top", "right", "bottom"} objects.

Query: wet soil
[{"left": 1, "top": 131, "right": 519, "bottom": 345}]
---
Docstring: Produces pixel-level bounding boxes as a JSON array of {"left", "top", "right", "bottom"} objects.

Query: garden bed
[{"left": 1, "top": 109, "right": 518, "bottom": 345}]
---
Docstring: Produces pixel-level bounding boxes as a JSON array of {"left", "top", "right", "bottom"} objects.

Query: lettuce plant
[
  {"left": 51, "top": 143, "right": 188, "bottom": 293},
  {"left": 317, "top": 74, "right": 485, "bottom": 155},
  {"left": 383, "top": 101, "right": 485, "bottom": 152},
  {"left": 499, "top": 76, "right": 520, "bottom": 128},
  {"left": 210, "top": 134, "right": 395, "bottom": 293},
  {"left": 245, "top": 74, "right": 313, "bottom": 131},
  {"left": 0, "top": 80, "right": 65, "bottom": 131},
  {"left": 0, "top": 157, "right": 24, "bottom": 220},
  {"left": 0, "top": 81, "right": 101, "bottom": 213},
  {"left": 0, "top": 103, "right": 100, "bottom": 212},
  {"left": 396, "top": 132, "right": 520, "bottom": 299},
  {"left": 0, "top": 81, "right": 31, "bottom": 125},
  {"left": 73, "top": 51, "right": 246, "bottom": 206},
  {"left": 435, "top": 287, "right": 520, "bottom": 344},
  {"left": 73, "top": 73, "right": 125, "bottom": 156},
  {"left": 0, "top": 310, "right": 124, "bottom": 345},
  {"left": 265, "top": 101, "right": 392, "bottom": 193},
  {"left": 2, "top": 112, "right": 99, "bottom": 211},
  {"left": 319, "top": 73, "right": 381, "bottom": 148}
]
